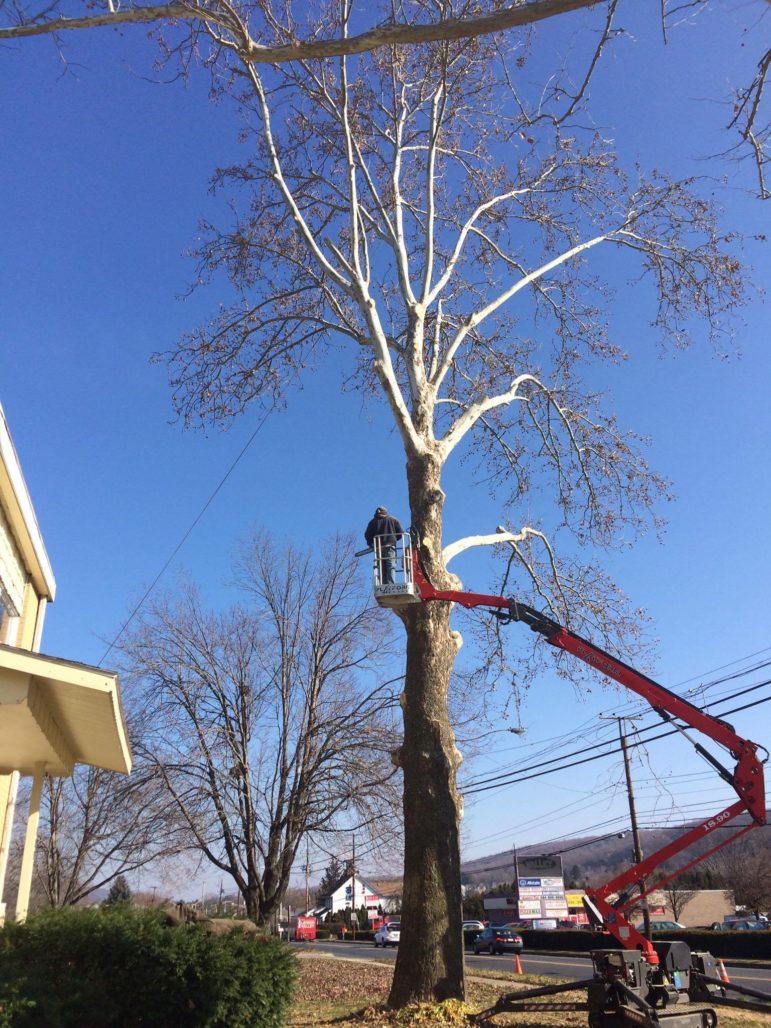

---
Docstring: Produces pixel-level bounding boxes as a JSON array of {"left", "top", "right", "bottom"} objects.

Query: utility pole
[
  {"left": 351, "top": 835, "right": 357, "bottom": 940},
  {"left": 512, "top": 842, "right": 519, "bottom": 921},
  {"left": 305, "top": 839, "right": 311, "bottom": 913},
  {"left": 601, "top": 714, "right": 651, "bottom": 940}
]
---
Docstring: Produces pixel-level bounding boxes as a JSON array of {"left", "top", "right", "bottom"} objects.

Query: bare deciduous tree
[
  {"left": 661, "top": 879, "right": 698, "bottom": 924},
  {"left": 706, "top": 835, "right": 771, "bottom": 919},
  {"left": 38, "top": 766, "right": 181, "bottom": 908},
  {"left": 122, "top": 533, "right": 400, "bottom": 925},
  {"left": 2, "top": 758, "right": 180, "bottom": 915},
  {"left": 146, "top": 4, "right": 749, "bottom": 1003}
]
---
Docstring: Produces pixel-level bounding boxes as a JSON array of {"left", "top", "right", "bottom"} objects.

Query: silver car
[{"left": 374, "top": 922, "right": 401, "bottom": 947}]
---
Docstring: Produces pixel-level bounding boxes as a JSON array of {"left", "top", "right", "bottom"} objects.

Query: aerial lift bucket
[{"left": 372, "top": 532, "right": 422, "bottom": 608}]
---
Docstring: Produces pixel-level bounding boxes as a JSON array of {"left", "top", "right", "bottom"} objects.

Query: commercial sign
[
  {"left": 516, "top": 855, "right": 564, "bottom": 878},
  {"left": 514, "top": 854, "right": 568, "bottom": 920},
  {"left": 483, "top": 896, "right": 517, "bottom": 909}
]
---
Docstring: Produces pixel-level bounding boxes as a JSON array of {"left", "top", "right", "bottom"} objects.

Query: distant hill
[{"left": 461, "top": 810, "right": 771, "bottom": 889}]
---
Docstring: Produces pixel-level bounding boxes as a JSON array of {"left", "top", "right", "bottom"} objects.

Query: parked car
[
  {"left": 710, "top": 919, "right": 768, "bottom": 931},
  {"left": 462, "top": 920, "right": 485, "bottom": 932},
  {"left": 374, "top": 922, "right": 401, "bottom": 947},
  {"left": 473, "top": 927, "right": 524, "bottom": 956},
  {"left": 634, "top": 920, "right": 684, "bottom": 932},
  {"left": 505, "top": 918, "right": 558, "bottom": 930}
]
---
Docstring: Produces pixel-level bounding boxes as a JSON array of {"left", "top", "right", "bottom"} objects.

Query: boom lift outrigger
[{"left": 367, "top": 533, "right": 770, "bottom": 1027}]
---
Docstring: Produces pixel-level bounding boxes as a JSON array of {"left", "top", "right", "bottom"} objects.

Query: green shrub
[{"left": 0, "top": 906, "right": 297, "bottom": 1027}]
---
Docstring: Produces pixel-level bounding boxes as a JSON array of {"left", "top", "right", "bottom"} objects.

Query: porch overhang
[{"left": 0, "top": 644, "right": 132, "bottom": 777}]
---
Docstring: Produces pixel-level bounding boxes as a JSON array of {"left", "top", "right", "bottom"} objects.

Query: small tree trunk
[
  {"left": 389, "top": 453, "right": 465, "bottom": 1006},
  {"left": 243, "top": 884, "right": 261, "bottom": 922}
]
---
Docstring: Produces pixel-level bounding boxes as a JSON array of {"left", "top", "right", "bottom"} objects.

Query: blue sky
[{"left": 1, "top": 3, "right": 769, "bottom": 888}]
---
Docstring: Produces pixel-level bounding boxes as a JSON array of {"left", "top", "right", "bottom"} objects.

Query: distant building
[
  {"left": 645, "top": 889, "right": 734, "bottom": 928},
  {"left": 557, "top": 889, "right": 734, "bottom": 929},
  {"left": 316, "top": 873, "right": 399, "bottom": 923}
]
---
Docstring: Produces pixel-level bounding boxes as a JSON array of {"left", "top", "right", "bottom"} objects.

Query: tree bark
[{"left": 389, "top": 453, "right": 465, "bottom": 1006}]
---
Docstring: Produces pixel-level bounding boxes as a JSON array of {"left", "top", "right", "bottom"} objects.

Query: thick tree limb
[
  {"left": 0, "top": 0, "right": 604, "bottom": 52},
  {"left": 443, "top": 524, "right": 548, "bottom": 564}
]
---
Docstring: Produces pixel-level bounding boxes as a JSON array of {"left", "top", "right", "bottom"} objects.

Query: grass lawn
[{"left": 288, "top": 956, "right": 771, "bottom": 1027}]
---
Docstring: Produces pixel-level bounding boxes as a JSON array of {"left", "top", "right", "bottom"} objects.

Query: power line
[
  {"left": 464, "top": 693, "right": 771, "bottom": 796},
  {"left": 98, "top": 411, "right": 271, "bottom": 666},
  {"left": 306, "top": 640, "right": 771, "bottom": 880},
  {"left": 464, "top": 671, "right": 771, "bottom": 791},
  {"left": 461, "top": 681, "right": 771, "bottom": 795}
]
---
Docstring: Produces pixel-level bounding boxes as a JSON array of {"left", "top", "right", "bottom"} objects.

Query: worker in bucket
[{"left": 364, "top": 506, "right": 404, "bottom": 585}]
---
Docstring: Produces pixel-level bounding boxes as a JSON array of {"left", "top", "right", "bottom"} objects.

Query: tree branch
[
  {"left": 0, "top": 0, "right": 605, "bottom": 52},
  {"left": 442, "top": 523, "right": 550, "bottom": 564}
]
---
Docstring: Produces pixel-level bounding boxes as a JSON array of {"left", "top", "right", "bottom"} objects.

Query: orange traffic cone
[
  {"left": 514, "top": 953, "right": 523, "bottom": 975},
  {"left": 717, "top": 959, "right": 730, "bottom": 984}
]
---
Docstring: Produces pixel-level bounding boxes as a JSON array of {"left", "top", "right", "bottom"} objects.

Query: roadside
[
  {"left": 325, "top": 936, "right": 771, "bottom": 971},
  {"left": 290, "top": 954, "right": 771, "bottom": 1027}
]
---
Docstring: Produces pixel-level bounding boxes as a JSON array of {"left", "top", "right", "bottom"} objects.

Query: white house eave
[
  {"left": 0, "top": 405, "right": 56, "bottom": 601},
  {"left": 0, "top": 644, "right": 132, "bottom": 776}
]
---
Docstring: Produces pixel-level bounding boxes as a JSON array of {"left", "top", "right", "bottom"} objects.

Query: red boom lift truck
[{"left": 365, "top": 532, "right": 771, "bottom": 1027}]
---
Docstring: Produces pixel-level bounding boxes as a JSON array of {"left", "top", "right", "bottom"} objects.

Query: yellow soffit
[{"left": 0, "top": 644, "right": 132, "bottom": 777}]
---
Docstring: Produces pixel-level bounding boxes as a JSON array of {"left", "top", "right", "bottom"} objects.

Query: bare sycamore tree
[
  {"left": 155, "top": 6, "right": 749, "bottom": 1004},
  {"left": 1, "top": 0, "right": 762, "bottom": 1006},
  {"left": 121, "top": 533, "right": 400, "bottom": 925},
  {"left": 1, "top": 2, "right": 768, "bottom": 197}
]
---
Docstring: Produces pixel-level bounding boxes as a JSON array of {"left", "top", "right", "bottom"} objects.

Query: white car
[
  {"left": 374, "top": 922, "right": 401, "bottom": 947},
  {"left": 463, "top": 921, "right": 485, "bottom": 932}
]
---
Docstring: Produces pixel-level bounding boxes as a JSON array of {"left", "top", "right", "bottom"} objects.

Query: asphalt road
[{"left": 294, "top": 939, "right": 771, "bottom": 993}]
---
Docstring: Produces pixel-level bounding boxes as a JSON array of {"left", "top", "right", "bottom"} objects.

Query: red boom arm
[{"left": 410, "top": 548, "right": 767, "bottom": 962}]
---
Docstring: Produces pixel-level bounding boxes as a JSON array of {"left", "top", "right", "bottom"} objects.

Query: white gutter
[{"left": 0, "top": 404, "right": 56, "bottom": 602}]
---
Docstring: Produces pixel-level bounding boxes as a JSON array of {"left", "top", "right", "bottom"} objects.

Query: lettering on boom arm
[
  {"left": 574, "top": 643, "right": 619, "bottom": 678},
  {"left": 703, "top": 809, "right": 732, "bottom": 833}
]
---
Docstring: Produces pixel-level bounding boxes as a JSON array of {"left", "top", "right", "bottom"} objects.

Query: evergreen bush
[{"left": 0, "top": 906, "right": 297, "bottom": 1027}]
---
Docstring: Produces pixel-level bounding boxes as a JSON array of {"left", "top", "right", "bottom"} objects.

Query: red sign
[{"left": 293, "top": 916, "right": 317, "bottom": 941}]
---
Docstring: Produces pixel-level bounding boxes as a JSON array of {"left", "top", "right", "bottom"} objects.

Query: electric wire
[
  {"left": 98, "top": 410, "right": 271, "bottom": 666},
  {"left": 462, "top": 675, "right": 761, "bottom": 789},
  {"left": 463, "top": 670, "right": 771, "bottom": 789},
  {"left": 458, "top": 681, "right": 771, "bottom": 862},
  {"left": 461, "top": 682, "right": 771, "bottom": 795},
  {"left": 302, "top": 645, "right": 771, "bottom": 883}
]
